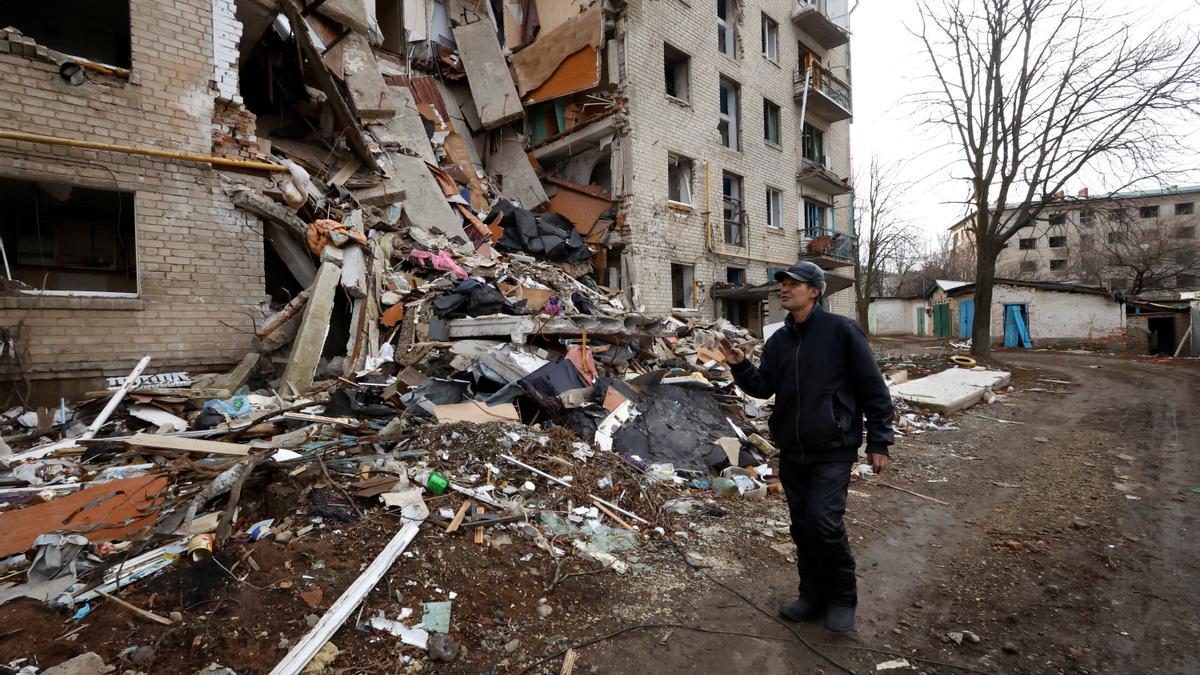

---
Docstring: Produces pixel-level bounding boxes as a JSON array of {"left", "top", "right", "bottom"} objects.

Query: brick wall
[
  {"left": 620, "top": 0, "right": 855, "bottom": 319},
  {"left": 0, "top": 0, "right": 268, "bottom": 395}
]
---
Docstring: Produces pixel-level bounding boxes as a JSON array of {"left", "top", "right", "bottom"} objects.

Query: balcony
[
  {"left": 791, "top": 0, "right": 850, "bottom": 49},
  {"left": 793, "top": 62, "right": 852, "bottom": 122},
  {"left": 798, "top": 156, "right": 852, "bottom": 195},
  {"left": 801, "top": 227, "right": 856, "bottom": 269}
]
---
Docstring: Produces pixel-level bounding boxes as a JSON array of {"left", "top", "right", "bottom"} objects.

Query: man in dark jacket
[{"left": 719, "top": 261, "right": 894, "bottom": 633}]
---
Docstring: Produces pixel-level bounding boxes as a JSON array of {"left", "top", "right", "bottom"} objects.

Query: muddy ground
[{"left": 2, "top": 344, "right": 1197, "bottom": 674}]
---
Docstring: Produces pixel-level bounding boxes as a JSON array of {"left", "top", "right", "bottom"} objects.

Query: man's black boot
[
  {"left": 780, "top": 596, "right": 824, "bottom": 622},
  {"left": 824, "top": 605, "right": 856, "bottom": 632}
]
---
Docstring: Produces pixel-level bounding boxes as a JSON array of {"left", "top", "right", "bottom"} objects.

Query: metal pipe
[{"left": 0, "top": 130, "right": 288, "bottom": 172}]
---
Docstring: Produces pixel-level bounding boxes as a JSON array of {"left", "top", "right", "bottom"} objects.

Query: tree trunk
[
  {"left": 856, "top": 296, "right": 871, "bottom": 334},
  {"left": 971, "top": 248, "right": 998, "bottom": 357}
]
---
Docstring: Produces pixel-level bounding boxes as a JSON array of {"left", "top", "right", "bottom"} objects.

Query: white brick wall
[
  {"left": 211, "top": 0, "right": 243, "bottom": 102},
  {"left": 620, "top": 0, "right": 855, "bottom": 318}
]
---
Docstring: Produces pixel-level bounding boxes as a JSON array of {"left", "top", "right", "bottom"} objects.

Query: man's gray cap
[{"left": 774, "top": 261, "right": 827, "bottom": 293}]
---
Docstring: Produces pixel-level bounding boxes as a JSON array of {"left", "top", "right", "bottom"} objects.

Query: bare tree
[
  {"left": 917, "top": 0, "right": 1200, "bottom": 355},
  {"left": 853, "top": 157, "right": 921, "bottom": 332},
  {"left": 1076, "top": 208, "right": 1200, "bottom": 294}
]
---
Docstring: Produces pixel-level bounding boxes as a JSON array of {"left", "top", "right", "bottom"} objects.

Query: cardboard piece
[{"left": 433, "top": 401, "right": 521, "bottom": 424}]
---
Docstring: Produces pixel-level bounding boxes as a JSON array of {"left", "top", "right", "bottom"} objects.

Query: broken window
[
  {"left": 761, "top": 13, "right": 778, "bottom": 61},
  {"left": 723, "top": 172, "right": 744, "bottom": 246},
  {"left": 1049, "top": 213, "right": 1066, "bottom": 226},
  {"left": 1176, "top": 202, "right": 1194, "bottom": 215},
  {"left": 1139, "top": 205, "right": 1159, "bottom": 218},
  {"left": 803, "top": 199, "right": 827, "bottom": 237},
  {"left": 3, "top": 3, "right": 132, "bottom": 69},
  {"left": 667, "top": 154, "right": 693, "bottom": 205},
  {"left": 1176, "top": 226, "right": 1196, "bottom": 239},
  {"left": 0, "top": 177, "right": 137, "bottom": 293},
  {"left": 1107, "top": 230, "right": 1126, "bottom": 244},
  {"left": 671, "top": 263, "right": 695, "bottom": 309},
  {"left": 1078, "top": 209, "right": 1095, "bottom": 228},
  {"left": 719, "top": 78, "right": 741, "bottom": 150},
  {"left": 1021, "top": 260, "right": 1037, "bottom": 272},
  {"left": 763, "top": 98, "right": 782, "bottom": 145},
  {"left": 1049, "top": 235, "right": 1066, "bottom": 248},
  {"left": 802, "top": 123, "right": 825, "bottom": 165},
  {"left": 1050, "top": 259, "right": 1067, "bottom": 270},
  {"left": 727, "top": 266, "right": 746, "bottom": 284},
  {"left": 1019, "top": 238, "right": 1037, "bottom": 250},
  {"left": 766, "top": 188, "right": 783, "bottom": 229},
  {"left": 664, "top": 43, "right": 691, "bottom": 102},
  {"left": 717, "top": 0, "right": 739, "bottom": 58}
]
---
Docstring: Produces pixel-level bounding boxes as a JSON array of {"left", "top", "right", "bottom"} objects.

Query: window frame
[
  {"left": 1, "top": 175, "right": 140, "bottom": 297},
  {"left": 1176, "top": 202, "right": 1195, "bottom": 215},
  {"left": 717, "top": 0, "right": 738, "bottom": 58},
  {"left": 761, "top": 13, "right": 779, "bottom": 61},
  {"left": 763, "top": 98, "right": 782, "bottom": 146},
  {"left": 1138, "top": 205, "right": 1159, "bottom": 219},
  {"left": 722, "top": 172, "right": 745, "bottom": 247},
  {"left": 1018, "top": 238, "right": 1037, "bottom": 250},
  {"left": 667, "top": 153, "right": 694, "bottom": 206},
  {"left": 718, "top": 77, "right": 741, "bottom": 151},
  {"left": 802, "top": 123, "right": 825, "bottom": 165},
  {"left": 1049, "top": 259, "right": 1067, "bottom": 271},
  {"left": 1048, "top": 235, "right": 1067, "bottom": 248},
  {"left": 803, "top": 198, "right": 827, "bottom": 237},
  {"left": 663, "top": 42, "right": 691, "bottom": 103},
  {"left": 766, "top": 187, "right": 783, "bottom": 229}
]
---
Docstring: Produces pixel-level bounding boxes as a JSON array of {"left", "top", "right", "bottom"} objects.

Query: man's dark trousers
[{"left": 780, "top": 458, "right": 856, "bottom": 607}]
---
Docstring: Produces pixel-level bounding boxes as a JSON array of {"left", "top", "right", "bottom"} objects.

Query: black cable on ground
[{"left": 517, "top": 622, "right": 792, "bottom": 674}]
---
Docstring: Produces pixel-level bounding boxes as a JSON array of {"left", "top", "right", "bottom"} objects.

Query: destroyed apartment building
[{"left": 0, "top": 0, "right": 856, "bottom": 396}]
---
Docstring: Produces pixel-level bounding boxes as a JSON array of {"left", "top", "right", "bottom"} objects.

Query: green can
[{"left": 426, "top": 471, "right": 449, "bottom": 495}]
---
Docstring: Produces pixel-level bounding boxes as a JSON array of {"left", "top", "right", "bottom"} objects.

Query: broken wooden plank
[
  {"left": 444, "top": 499, "right": 473, "bottom": 534},
  {"left": 281, "top": 261, "right": 341, "bottom": 394},
  {"left": 452, "top": 20, "right": 524, "bottom": 129},
  {"left": 281, "top": 0, "right": 380, "bottom": 172},
  {"left": 128, "top": 433, "right": 251, "bottom": 456},
  {"left": 269, "top": 519, "right": 423, "bottom": 675},
  {"left": 95, "top": 589, "right": 174, "bottom": 626},
  {"left": 84, "top": 356, "right": 151, "bottom": 440}
]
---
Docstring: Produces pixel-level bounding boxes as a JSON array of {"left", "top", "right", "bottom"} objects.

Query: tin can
[{"left": 187, "top": 534, "right": 214, "bottom": 561}]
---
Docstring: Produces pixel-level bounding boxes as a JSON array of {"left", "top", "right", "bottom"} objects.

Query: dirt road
[{"left": 564, "top": 350, "right": 1200, "bottom": 674}]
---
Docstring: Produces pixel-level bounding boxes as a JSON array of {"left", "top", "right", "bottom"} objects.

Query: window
[
  {"left": 377, "top": 0, "right": 404, "bottom": 52},
  {"left": 722, "top": 172, "right": 744, "bottom": 246},
  {"left": 1178, "top": 273, "right": 1199, "bottom": 288},
  {"left": 1049, "top": 213, "right": 1066, "bottom": 226},
  {"left": 1078, "top": 209, "right": 1095, "bottom": 227},
  {"left": 1107, "top": 230, "right": 1126, "bottom": 244},
  {"left": 671, "top": 264, "right": 695, "bottom": 309},
  {"left": 727, "top": 266, "right": 746, "bottom": 284},
  {"left": 1139, "top": 205, "right": 1159, "bottom": 218},
  {"left": 766, "top": 188, "right": 783, "bottom": 229},
  {"left": 763, "top": 99, "right": 781, "bottom": 146},
  {"left": 0, "top": 177, "right": 137, "bottom": 293},
  {"left": 802, "top": 123, "right": 825, "bottom": 165},
  {"left": 719, "top": 78, "right": 741, "bottom": 150},
  {"left": 1049, "top": 236, "right": 1066, "bottom": 248},
  {"left": 761, "top": 13, "right": 778, "bottom": 61},
  {"left": 1019, "top": 238, "right": 1037, "bottom": 250},
  {"left": 1050, "top": 259, "right": 1067, "bottom": 271},
  {"left": 803, "top": 199, "right": 827, "bottom": 237},
  {"left": 1176, "top": 202, "right": 1195, "bottom": 215},
  {"left": 717, "top": 0, "right": 738, "bottom": 58},
  {"left": 1176, "top": 226, "right": 1196, "bottom": 239},
  {"left": 667, "top": 154, "right": 693, "bottom": 205},
  {"left": 1020, "top": 261, "right": 1037, "bottom": 272},
  {"left": 664, "top": 43, "right": 691, "bottom": 103},
  {"left": 4, "top": 3, "right": 132, "bottom": 69}
]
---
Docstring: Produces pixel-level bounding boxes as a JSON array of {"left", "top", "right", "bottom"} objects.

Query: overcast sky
[{"left": 849, "top": 0, "right": 1200, "bottom": 244}]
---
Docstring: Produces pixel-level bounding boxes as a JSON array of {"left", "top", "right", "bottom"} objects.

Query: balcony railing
[
  {"left": 791, "top": 0, "right": 851, "bottom": 49},
  {"left": 802, "top": 227, "right": 856, "bottom": 266},
  {"left": 793, "top": 62, "right": 852, "bottom": 121}
]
